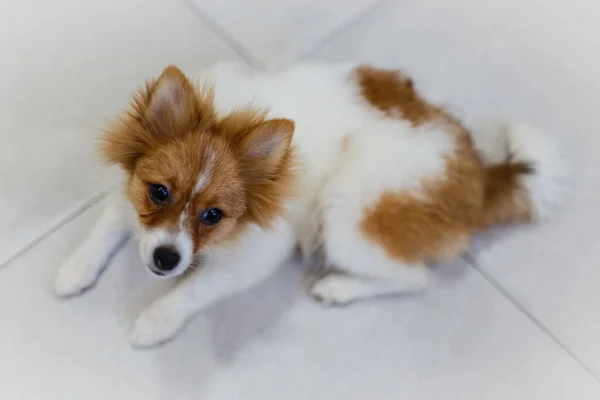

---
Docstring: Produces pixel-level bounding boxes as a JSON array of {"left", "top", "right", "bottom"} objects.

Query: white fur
[
  {"left": 55, "top": 62, "right": 567, "bottom": 346},
  {"left": 54, "top": 191, "right": 133, "bottom": 297},
  {"left": 469, "top": 121, "right": 569, "bottom": 219},
  {"left": 505, "top": 123, "right": 568, "bottom": 219},
  {"left": 193, "top": 146, "right": 216, "bottom": 194}
]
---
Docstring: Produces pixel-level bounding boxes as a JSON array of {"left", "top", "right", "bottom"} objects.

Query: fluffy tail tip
[{"left": 505, "top": 123, "right": 570, "bottom": 219}]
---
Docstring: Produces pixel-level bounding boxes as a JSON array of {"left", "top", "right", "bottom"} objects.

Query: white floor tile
[
  {"left": 473, "top": 162, "right": 600, "bottom": 374},
  {"left": 0, "top": 0, "right": 240, "bottom": 265},
  {"left": 313, "top": 0, "right": 600, "bottom": 378},
  {"left": 189, "top": 0, "right": 381, "bottom": 66},
  {"left": 0, "top": 203, "right": 598, "bottom": 399},
  {"left": 206, "top": 272, "right": 600, "bottom": 400}
]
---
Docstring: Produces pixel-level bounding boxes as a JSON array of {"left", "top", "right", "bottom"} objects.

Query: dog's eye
[
  {"left": 200, "top": 208, "right": 223, "bottom": 225},
  {"left": 149, "top": 184, "right": 169, "bottom": 204}
]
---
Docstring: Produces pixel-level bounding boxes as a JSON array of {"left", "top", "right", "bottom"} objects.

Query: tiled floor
[{"left": 1, "top": 0, "right": 599, "bottom": 398}]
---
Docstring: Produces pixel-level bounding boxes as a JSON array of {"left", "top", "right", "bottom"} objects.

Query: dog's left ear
[
  {"left": 237, "top": 119, "right": 295, "bottom": 174},
  {"left": 232, "top": 118, "right": 296, "bottom": 227}
]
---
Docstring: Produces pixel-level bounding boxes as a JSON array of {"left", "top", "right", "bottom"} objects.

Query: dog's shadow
[{"left": 204, "top": 260, "right": 304, "bottom": 363}]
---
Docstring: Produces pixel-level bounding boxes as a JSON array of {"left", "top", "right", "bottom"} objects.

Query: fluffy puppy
[{"left": 54, "top": 63, "right": 566, "bottom": 348}]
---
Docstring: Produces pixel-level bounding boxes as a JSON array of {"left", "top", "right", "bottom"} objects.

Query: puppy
[{"left": 54, "top": 63, "right": 566, "bottom": 348}]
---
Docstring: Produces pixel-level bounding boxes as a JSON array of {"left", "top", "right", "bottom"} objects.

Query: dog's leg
[
  {"left": 311, "top": 191, "right": 427, "bottom": 305},
  {"left": 54, "top": 194, "right": 132, "bottom": 297},
  {"left": 310, "top": 264, "right": 426, "bottom": 306},
  {"left": 131, "top": 220, "right": 295, "bottom": 349},
  {"left": 310, "top": 144, "right": 435, "bottom": 306},
  {"left": 310, "top": 198, "right": 429, "bottom": 305}
]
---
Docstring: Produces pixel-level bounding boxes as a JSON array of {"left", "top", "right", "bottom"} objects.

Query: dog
[{"left": 54, "top": 62, "right": 566, "bottom": 348}]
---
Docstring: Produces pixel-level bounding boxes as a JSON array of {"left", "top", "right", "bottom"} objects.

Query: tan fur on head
[
  {"left": 100, "top": 66, "right": 217, "bottom": 173},
  {"left": 100, "top": 66, "right": 297, "bottom": 252}
]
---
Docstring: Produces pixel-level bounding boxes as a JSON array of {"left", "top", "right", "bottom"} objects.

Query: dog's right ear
[{"left": 100, "top": 66, "right": 204, "bottom": 173}]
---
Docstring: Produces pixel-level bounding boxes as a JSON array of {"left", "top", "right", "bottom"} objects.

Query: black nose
[{"left": 152, "top": 246, "right": 180, "bottom": 272}]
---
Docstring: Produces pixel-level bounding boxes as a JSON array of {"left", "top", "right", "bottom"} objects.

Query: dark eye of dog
[
  {"left": 201, "top": 208, "right": 223, "bottom": 225},
  {"left": 148, "top": 184, "right": 169, "bottom": 204}
]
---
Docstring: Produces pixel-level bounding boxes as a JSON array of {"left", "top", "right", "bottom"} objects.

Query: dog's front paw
[
  {"left": 53, "top": 256, "right": 100, "bottom": 298},
  {"left": 310, "top": 274, "right": 359, "bottom": 306},
  {"left": 131, "top": 302, "right": 186, "bottom": 349}
]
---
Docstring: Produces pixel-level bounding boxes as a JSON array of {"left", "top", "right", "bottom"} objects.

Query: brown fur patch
[
  {"left": 479, "top": 161, "right": 534, "bottom": 228},
  {"left": 100, "top": 66, "right": 297, "bottom": 253},
  {"left": 353, "top": 65, "right": 437, "bottom": 126},
  {"left": 360, "top": 133, "right": 484, "bottom": 264},
  {"left": 356, "top": 66, "right": 535, "bottom": 264},
  {"left": 361, "top": 145, "right": 535, "bottom": 264},
  {"left": 216, "top": 115, "right": 297, "bottom": 228}
]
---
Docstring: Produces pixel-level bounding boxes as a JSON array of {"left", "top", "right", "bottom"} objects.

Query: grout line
[
  {"left": 464, "top": 253, "right": 600, "bottom": 383},
  {"left": 0, "top": 190, "right": 109, "bottom": 270},
  {"left": 296, "top": 0, "right": 391, "bottom": 61},
  {"left": 180, "top": 0, "right": 266, "bottom": 71}
]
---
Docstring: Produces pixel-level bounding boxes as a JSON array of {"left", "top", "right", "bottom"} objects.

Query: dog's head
[{"left": 100, "top": 66, "right": 295, "bottom": 277}]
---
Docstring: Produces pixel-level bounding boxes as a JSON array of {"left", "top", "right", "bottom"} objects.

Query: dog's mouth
[
  {"left": 147, "top": 254, "right": 204, "bottom": 278},
  {"left": 148, "top": 268, "right": 168, "bottom": 277},
  {"left": 147, "top": 265, "right": 175, "bottom": 278}
]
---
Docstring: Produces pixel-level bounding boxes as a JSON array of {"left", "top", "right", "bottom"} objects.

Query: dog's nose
[{"left": 152, "top": 246, "right": 181, "bottom": 272}]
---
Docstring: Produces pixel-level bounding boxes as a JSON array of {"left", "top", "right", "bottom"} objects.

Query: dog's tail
[{"left": 473, "top": 123, "right": 568, "bottom": 229}]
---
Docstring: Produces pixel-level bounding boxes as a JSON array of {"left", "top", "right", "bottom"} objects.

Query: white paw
[
  {"left": 310, "top": 273, "right": 426, "bottom": 306},
  {"left": 131, "top": 303, "right": 186, "bottom": 349},
  {"left": 53, "top": 256, "right": 100, "bottom": 298},
  {"left": 310, "top": 275, "right": 361, "bottom": 306}
]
